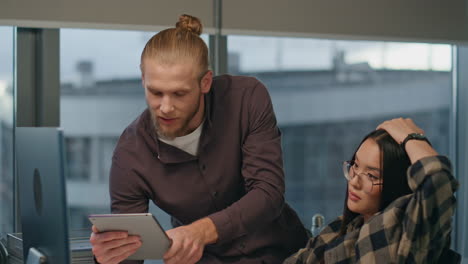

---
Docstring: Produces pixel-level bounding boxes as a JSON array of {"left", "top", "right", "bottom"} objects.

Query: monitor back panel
[{"left": 16, "top": 127, "right": 70, "bottom": 264}]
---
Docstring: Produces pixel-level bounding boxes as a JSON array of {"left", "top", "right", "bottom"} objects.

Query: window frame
[{"left": 10, "top": 25, "right": 467, "bottom": 261}]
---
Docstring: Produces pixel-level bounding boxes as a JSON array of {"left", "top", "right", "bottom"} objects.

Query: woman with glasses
[{"left": 284, "top": 118, "right": 460, "bottom": 264}]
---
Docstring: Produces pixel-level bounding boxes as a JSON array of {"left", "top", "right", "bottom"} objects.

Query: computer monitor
[{"left": 16, "top": 127, "right": 70, "bottom": 264}]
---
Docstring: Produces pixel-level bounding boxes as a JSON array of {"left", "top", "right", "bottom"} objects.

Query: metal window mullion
[
  {"left": 450, "top": 45, "right": 458, "bottom": 253},
  {"left": 455, "top": 45, "right": 468, "bottom": 260},
  {"left": 12, "top": 26, "right": 18, "bottom": 234},
  {"left": 16, "top": 28, "right": 60, "bottom": 127},
  {"left": 210, "top": 0, "right": 228, "bottom": 76},
  {"left": 17, "top": 28, "right": 38, "bottom": 127}
]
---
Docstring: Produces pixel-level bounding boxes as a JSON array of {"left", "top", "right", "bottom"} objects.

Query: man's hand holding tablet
[
  {"left": 89, "top": 213, "right": 171, "bottom": 263},
  {"left": 90, "top": 225, "right": 142, "bottom": 264}
]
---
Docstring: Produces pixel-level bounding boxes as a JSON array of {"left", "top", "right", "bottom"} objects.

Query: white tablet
[{"left": 88, "top": 213, "right": 171, "bottom": 260}]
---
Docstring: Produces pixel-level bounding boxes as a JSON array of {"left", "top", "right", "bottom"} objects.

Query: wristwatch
[{"left": 400, "top": 133, "right": 431, "bottom": 150}]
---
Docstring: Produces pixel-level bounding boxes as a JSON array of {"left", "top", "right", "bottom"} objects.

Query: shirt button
[{"left": 213, "top": 191, "right": 218, "bottom": 197}]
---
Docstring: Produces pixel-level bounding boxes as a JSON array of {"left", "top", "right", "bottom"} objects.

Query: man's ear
[{"left": 200, "top": 70, "right": 213, "bottom": 94}]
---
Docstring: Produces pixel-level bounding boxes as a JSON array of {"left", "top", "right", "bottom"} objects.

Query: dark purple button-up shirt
[{"left": 110, "top": 75, "right": 309, "bottom": 263}]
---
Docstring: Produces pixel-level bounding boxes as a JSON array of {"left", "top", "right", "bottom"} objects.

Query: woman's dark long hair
[{"left": 339, "top": 129, "right": 411, "bottom": 235}]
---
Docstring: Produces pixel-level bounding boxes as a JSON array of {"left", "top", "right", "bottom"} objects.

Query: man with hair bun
[{"left": 90, "top": 14, "right": 308, "bottom": 264}]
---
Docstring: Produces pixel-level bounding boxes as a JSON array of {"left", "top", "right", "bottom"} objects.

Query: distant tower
[
  {"left": 333, "top": 50, "right": 347, "bottom": 83},
  {"left": 76, "top": 60, "right": 95, "bottom": 89},
  {"left": 332, "top": 50, "right": 346, "bottom": 71}
]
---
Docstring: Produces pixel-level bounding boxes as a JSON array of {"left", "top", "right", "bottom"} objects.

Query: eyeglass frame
[{"left": 343, "top": 160, "right": 383, "bottom": 193}]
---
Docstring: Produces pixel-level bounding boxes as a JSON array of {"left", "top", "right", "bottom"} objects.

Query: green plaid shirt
[{"left": 284, "top": 156, "right": 460, "bottom": 264}]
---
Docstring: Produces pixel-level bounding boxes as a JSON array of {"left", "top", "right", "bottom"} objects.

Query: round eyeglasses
[{"left": 343, "top": 160, "right": 382, "bottom": 194}]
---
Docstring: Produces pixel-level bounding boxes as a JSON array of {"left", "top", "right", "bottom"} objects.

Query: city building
[{"left": 61, "top": 52, "right": 451, "bottom": 230}]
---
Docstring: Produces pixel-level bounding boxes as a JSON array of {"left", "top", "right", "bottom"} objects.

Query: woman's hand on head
[
  {"left": 377, "top": 118, "right": 437, "bottom": 163},
  {"left": 376, "top": 118, "right": 424, "bottom": 144}
]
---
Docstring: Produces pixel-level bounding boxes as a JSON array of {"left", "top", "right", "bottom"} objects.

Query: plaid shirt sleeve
[
  {"left": 283, "top": 155, "right": 459, "bottom": 264},
  {"left": 395, "top": 155, "right": 459, "bottom": 263},
  {"left": 353, "top": 155, "right": 459, "bottom": 263}
]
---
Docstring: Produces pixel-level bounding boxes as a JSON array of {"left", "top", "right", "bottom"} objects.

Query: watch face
[{"left": 412, "top": 133, "right": 426, "bottom": 139}]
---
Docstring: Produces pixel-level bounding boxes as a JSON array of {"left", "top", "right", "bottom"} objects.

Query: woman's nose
[{"left": 349, "top": 174, "right": 361, "bottom": 189}]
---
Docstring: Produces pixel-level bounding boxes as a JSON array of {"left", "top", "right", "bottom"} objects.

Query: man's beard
[{"left": 149, "top": 99, "right": 201, "bottom": 140}]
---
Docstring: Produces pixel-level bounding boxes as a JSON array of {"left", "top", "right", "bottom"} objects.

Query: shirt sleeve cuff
[
  {"left": 208, "top": 210, "right": 235, "bottom": 244},
  {"left": 406, "top": 155, "right": 452, "bottom": 191}
]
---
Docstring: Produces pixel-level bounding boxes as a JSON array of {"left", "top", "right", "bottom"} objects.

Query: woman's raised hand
[
  {"left": 377, "top": 118, "right": 437, "bottom": 164},
  {"left": 376, "top": 118, "right": 424, "bottom": 144}
]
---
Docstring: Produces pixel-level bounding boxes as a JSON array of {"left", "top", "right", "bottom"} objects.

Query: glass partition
[
  {"left": 59, "top": 29, "right": 453, "bottom": 261},
  {"left": 60, "top": 28, "right": 210, "bottom": 233},
  {"left": 228, "top": 36, "right": 452, "bottom": 229}
]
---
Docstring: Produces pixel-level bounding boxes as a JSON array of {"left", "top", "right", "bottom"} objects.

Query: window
[
  {"left": 60, "top": 29, "right": 209, "bottom": 234},
  {"left": 65, "top": 137, "right": 91, "bottom": 181},
  {"left": 228, "top": 36, "right": 452, "bottom": 229},
  {"left": 0, "top": 26, "right": 14, "bottom": 238},
  {"left": 59, "top": 29, "right": 454, "bottom": 259}
]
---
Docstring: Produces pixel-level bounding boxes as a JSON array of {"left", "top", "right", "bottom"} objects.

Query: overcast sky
[
  {"left": 1, "top": 26, "right": 452, "bottom": 89},
  {"left": 59, "top": 29, "right": 451, "bottom": 85}
]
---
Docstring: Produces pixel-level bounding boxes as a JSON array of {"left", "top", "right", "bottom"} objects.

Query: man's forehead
[
  {"left": 143, "top": 59, "right": 198, "bottom": 73},
  {"left": 142, "top": 65, "right": 199, "bottom": 91},
  {"left": 144, "top": 61, "right": 198, "bottom": 77}
]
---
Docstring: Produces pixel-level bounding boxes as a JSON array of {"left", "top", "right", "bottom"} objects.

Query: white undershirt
[{"left": 158, "top": 121, "right": 204, "bottom": 156}]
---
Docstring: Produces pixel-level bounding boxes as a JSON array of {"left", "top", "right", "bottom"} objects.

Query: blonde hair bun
[{"left": 176, "top": 14, "right": 203, "bottom": 36}]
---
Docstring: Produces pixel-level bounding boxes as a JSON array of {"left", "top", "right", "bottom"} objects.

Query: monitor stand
[{"left": 26, "top": 248, "right": 47, "bottom": 264}]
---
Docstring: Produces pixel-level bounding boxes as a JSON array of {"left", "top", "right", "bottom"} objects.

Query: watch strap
[{"left": 400, "top": 133, "right": 431, "bottom": 150}]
